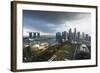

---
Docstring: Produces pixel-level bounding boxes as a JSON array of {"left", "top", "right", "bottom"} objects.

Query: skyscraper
[
  {"left": 82, "top": 32, "right": 84, "bottom": 40},
  {"left": 88, "top": 36, "right": 91, "bottom": 41},
  {"left": 77, "top": 32, "right": 80, "bottom": 41},
  {"left": 62, "top": 31, "right": 67, "bottom": 41},
  {"left": 33, "top": 32, "right": 36, "bottom": 39},
  {"left": 29, "top": 32, "right": 33, "bottom": 38},
  {"left": 74, "top": 28, "right": 76, "bottom": 41},
  {"left": 56, "top": 32, "right": 62, "bottom": 44},
  {"left": 68, "top": 28, "right": 72, "bottom": 41},
  {"left": 85, "top": 34, "right": 88, "bottom": 41},
  {"left": 37, "top": 32, "right": 40, "bottom": 39}
]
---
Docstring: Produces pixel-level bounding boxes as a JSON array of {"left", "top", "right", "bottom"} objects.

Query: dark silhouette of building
[
  {"left": 85, "top": 34, "right": 88, "bottom": 41},
  {"left": 82, "top": 32, "right": 85, "bottom": 40},
  {"left": 74, "top": 28, "right": 76, "bottom": 41},
  {"left": 68, "top": 28, "right": 72, "bottom": 41},
  {"left": 77, "top": 32, "right": 80, "bottom": 41},
  {"left": 33, "top": 32, "right": 36, "bottom": 39},
  {"left": 28, "top": 32, "right": 41, "bottom": 39},
  {"left": 56, "top": 32, "right": 62, "bottom": 44},
  {"left": 29, "top": 32, "right": 33, "bottom": 38},
  {"left": 37, "top": 32, "right": 40, "bottom": 39},
  {"left": 62, "top": 31, "right": 67, "bottom": 41},
  {"left": 88, "top": 36, "right": 91, "bottom": 41}
]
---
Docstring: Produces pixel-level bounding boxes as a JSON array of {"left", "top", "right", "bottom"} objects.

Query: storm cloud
[{"left": 23, "top": 10, "right": 91, "bottom": 36}]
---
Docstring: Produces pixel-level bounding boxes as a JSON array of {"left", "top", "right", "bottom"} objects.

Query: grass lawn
[{"left": 54, "top": 42, "right": 80, "bottom": 60}]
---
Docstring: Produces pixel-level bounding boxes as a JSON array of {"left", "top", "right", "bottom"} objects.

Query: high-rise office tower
[
  {"left": 77, "top": 32, "right": 80, "bottom": 41},
  {"left": 37, "top": 32, "right": 40, "bottom": 39},
  {"left": 56, "top": 32, "right": 62, "bottom": 43},
  {"left": 69, "top": 28, "right": 72, "bottom": 41},
  {"left": 62, "top": 31, "right": 67, "bottom": 41},
  {"left": 88, "top": 36, "right": 91, "bottom": 41},
  {"left": 33, "top": 32, "right": 36, "bottom": 39},
  {"left": 74, "top": 28, "right": 76, "bottom": 41},
  {"left": 29, "top": 32, "right": 33, "bottom": 38},
  {"left": 82, "top": 32, "right": 85, "bottom": 40},
  {"left": 85, "top": 34, "right": 88, "bottom": 41}
]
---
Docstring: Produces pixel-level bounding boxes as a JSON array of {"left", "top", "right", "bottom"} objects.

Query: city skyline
[
  {"left": 24, "top": 28, "right": 91, "bottom": 41},
  {"left": 23, "top": 10, "right": 91, "bottom": 37}
]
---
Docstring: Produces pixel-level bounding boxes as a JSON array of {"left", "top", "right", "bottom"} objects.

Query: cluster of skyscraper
[
  {"left": 29, "top": 32, "right": 40, "bottom": 39},
  {"left": 56, "top": 28, "right": 91, "bottom": 44}
]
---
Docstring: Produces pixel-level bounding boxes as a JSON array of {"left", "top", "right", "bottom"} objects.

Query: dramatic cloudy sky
[{"left": 23, "top": 10, "right": 91, "bottom": 36}]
